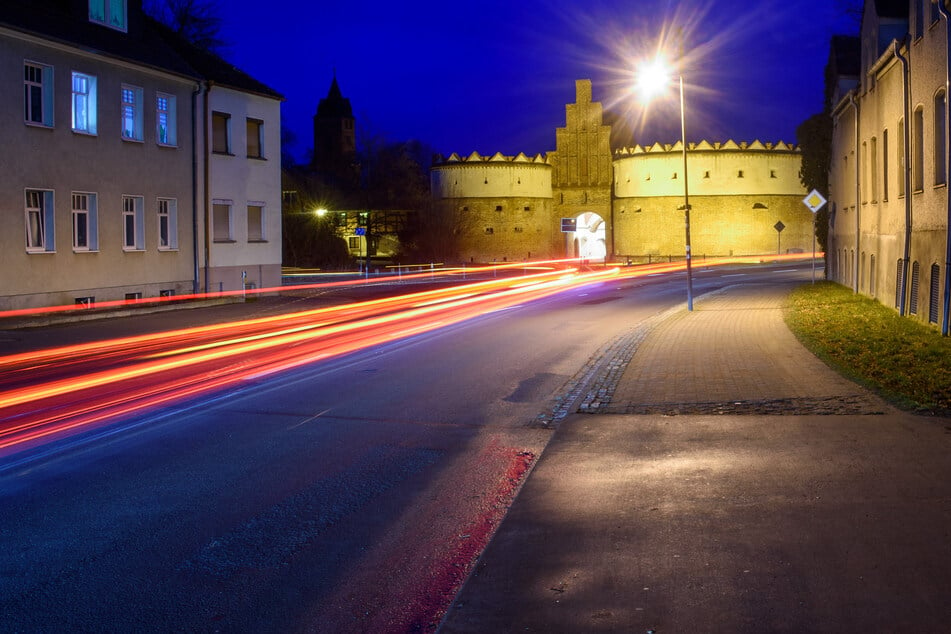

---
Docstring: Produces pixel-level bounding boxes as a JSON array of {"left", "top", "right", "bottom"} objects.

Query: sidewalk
[{"left": 440, "top": 280, "right": 951, "bottom": 632}]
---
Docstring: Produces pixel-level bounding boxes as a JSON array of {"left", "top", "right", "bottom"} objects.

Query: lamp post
[{"left": 638, "top": 58, "right": 694, "bottom": 311}]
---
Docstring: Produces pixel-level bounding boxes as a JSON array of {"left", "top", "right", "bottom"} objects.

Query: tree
[
  {"left": 797, "top": 112, "right": 832, "bottom": 254},
  {"left": 144, "top": 0, "right": 226, "bottom": 53}
]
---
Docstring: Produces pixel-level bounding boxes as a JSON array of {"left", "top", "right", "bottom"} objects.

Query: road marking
[
  {"left": 288, "top": 408, "right": 332, "bottom": 430},
  {"left": 720, "top": 273, "right": 747, "bottom": 277}
]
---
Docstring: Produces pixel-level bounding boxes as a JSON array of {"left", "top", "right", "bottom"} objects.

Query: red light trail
[{"left": 0, "top": 254, "right": 818, "bottom": 457}]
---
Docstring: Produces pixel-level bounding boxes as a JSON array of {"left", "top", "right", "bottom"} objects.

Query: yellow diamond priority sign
[{"left": 803, "top": 189, "right": 827, "bottom": 214}]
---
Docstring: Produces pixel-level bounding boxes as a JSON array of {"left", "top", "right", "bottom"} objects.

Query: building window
[
  {"left": 914, "top": 0, "right": 924, "bottom": 38},
  {"left": 898, "top": 118, "right": 906, "bottom": 197},
  {"left": 935, "top": 91, "right": 946, "bottom": 186},
  {"left": 861, "top": 141, "right": 868, "bottom": 202},
  {"left": 909, "top": 261, "right": 920, "bottom": 315},
  {"left": 246, "top": 118, "right": 263, "bottom": 158},
  {"left": 913, "top": 106, "right": 924, "bottom": 192},
  {"left": 71, "top": 192, "right": 98, "bottom": 251},
  {"left": 158, "top": 198, "right": 178, "bottom": 249},
  {"left": 212, "top": 111, "right": 231, "bottom": 154},
  {"left": 213, "top": 201, "right": 233, "bottom": 242},
  {"left": 869, "top": 254, "right": 876, "bottom": 297},
  {"left": 89, "top": 0, "right": 127, "bottom": 31},
  {"left": 485, "top": 227, "right": 494, "bottom": 234},
  {"left": 929, "top": 263, "right": 941, "bottom": 324},
  {"left": 870, "top": 137, "right": 878, "bottom": 201},
  {"left": 896, "top": 259, "right": 905, "bottom": 309},
  {"left": 769, "top": 170, "right": 777, "bottom": 178},
  {"left": 882, "top": 128, "right": 889, "bottom": 201},
  {"left": 495, "top": 205, "right": 503, "bottom": 211},
  {"left": 156, "top": 93, "right": 177, "bottom": 146},
  {"left": 71, "top": 72, "right": 97, "bottom": 134},
  {"left": 25, "top": 189, "right": 55, "bottom": 252},
  {"left": 121, "top": 84, "right": 144, "bottom": 141},
  {"left": 122, "top": 195, "right": 144, "bottom": 250},
  {"left": 348, "top": 236, "right": 360, "bottom": 249},
  {"left": 737, "top": 170, "right": 744, "bottom": 178},
  {"left": 247, "top": 204, "right": 265, "bottom": 241},
  {"left": 24, "top": 62, "right": 54, "bottom": 127}
]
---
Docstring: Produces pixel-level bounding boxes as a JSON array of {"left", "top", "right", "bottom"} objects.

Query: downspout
[
  {"left": 938, "top": 0, "right": 951, "bottom": 335},
  {"left": 896, "top": 41, "right": 912, "bottom": 316},
  {"left": 202, "top": 82, "right": 213, "bottom": 294},
  {"left": 849, "top": 92, "right": 860, "bottom": 293},
  {"left": 191, "top": 82, "right": 202, "bottom": 295}
]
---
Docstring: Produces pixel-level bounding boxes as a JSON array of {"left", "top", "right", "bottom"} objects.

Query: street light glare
[
  {"left": 636, "top": 58, "right": 672, "bottom": 102},
  {"left": 315, "top": 208, "right": 328, "bottom": 217}
]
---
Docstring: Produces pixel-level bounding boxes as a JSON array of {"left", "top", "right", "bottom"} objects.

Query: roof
[
  {"left": 0, "top": 0, "right": 282, "bottom": 99},
  {"left": 316, "top": 76, "right": 354, "bottom": 118}
]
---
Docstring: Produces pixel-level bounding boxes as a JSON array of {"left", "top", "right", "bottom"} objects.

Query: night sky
[{"left": 218, "top": 0, "right": 860, "bottom": 162}]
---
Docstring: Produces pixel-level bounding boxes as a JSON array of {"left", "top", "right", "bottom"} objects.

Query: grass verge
[{"left": 784, "top": 281, "right": 951, "bottom": 415}]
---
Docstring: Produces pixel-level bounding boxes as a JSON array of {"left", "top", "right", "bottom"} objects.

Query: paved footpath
[{"left": 440, "top": 280, "right": 951, "bottom": 633}]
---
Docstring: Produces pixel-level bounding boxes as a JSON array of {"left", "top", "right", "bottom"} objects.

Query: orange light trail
[{"left": 0, "top": 254, "right": 819, "bottom": 456}]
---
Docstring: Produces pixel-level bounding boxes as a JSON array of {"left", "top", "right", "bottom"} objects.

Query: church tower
[{"left": 313, "top": 75, "right": 357, "bottom": 183}]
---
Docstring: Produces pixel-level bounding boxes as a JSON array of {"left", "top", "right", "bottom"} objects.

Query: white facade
[{"left": 201, "top": 86, "right": 283, "bottom": 292}]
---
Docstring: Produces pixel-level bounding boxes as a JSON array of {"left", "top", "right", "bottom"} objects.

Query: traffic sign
[
  {"left": 355, "top": 227, "right": 366, "bottom": 236},
  {"left": 803, "top": 189, "right": 827, "bottom": 214}
]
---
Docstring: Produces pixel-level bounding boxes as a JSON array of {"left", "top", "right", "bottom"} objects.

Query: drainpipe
[
  {"left": 937, "top": 0, "right": 951, "bottom": 335},
  {"left": 896, "top": 41, "right": 912, "bottom": 316},
  {"left": 202, "top": 82, "right": 213, "bottom": 294},
  {"left": 191, "top": 82, "right": 202, "bottom": 295},
  {"left": 849, "top": 92, "right": 860, "bottom": 293}
]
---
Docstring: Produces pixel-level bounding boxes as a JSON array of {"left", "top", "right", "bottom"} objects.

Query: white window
[
  {"left": 212, "top": 112, "right": 231, "bottom": 154},
  {"left": 89, "top": 0, "right": 127, "bottom": 31},
  {"left": 213, "top": 201, "right": 233, "bottom": 242},
  {"left": 156, "top": 93, "right": 177, "bottom": 146},
  {"left": 71, "top": 72, "right": 98, "bottom": 134},
  {"left": 246, "top": 118, "right": 264, "bottom": 158},
  {"left": 122, "top": 195, "right": 145, "bottom": 250},
  {"left": 158, "top": 198, "right": 178, "bottom": 250},
  {"left": 247, "top": 204, "right": 265, "bottom": 241},
  {"left": 71, "top": 192, "right": 98, "bottom": 251},
  {"left": 25, "top": 189, "right": 55, "bottom": 252},
  {"left": 121, "top": 84, "right": 143, "bottom": 141},
  {"left": 24, "top": 62, "right": 54, "bottom": 127}
]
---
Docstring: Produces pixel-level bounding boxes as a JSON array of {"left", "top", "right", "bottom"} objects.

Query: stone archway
[{"left": 570, "top": 211, "right": 607, "bottom": 261}]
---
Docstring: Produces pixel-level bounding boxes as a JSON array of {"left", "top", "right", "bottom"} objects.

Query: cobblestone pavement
[{"left": 573, "top": 282, "right": 888, "bottom": 417}]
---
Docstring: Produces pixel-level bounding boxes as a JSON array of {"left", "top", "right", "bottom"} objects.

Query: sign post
[{"left": 802, "top": 189, "right": 827, "bottom": 284}]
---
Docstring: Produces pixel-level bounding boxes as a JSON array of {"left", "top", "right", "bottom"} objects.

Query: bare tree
[{"left": 144, "top": 0, "right": 226, "bottom": 53}]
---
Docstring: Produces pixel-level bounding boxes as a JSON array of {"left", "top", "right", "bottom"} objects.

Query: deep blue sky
[{"left": 218, "top": 0, "right": 860, "bottom": 162}]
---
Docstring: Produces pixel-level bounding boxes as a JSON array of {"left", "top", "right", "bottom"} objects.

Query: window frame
[
  {"left": 246, "top": 117, "right": 264, "bottom": 158},
  {"left": 89, "top": 0, "right": 128, "bottom": 32},
  {"left": 212, "top": 111, "right": 232, "bottom": 154},
  {"left": 934, "top": 89, "right": 947, "bottom": 187},
  {"left": 24, "top": 61, "right": 54, "bottom": 128},
  {"left": 25, "top": 189, "right": 55, "bottom": 253},
  {"left": 121, "top": 84, "right": 144, "bottom": 141},
  {"left": 156, "top": 92, "right": 177, "bottom": 147},
  {"left": 157, "top": 198, "right": 178, "bottom": 250},
  {"left": 122, "top": 195, "right": 145, "bottom": 251},
  {"left": 71, "top": 71, "right": 98, "bottom": 135},
  {"left": 71, "top": 191, "right": 99, "bottom": 252},
  {"left": 212, "top": 200, "right": 234, "bottom": 242},
  {"left": 247, "top": 203, "right": 266, "bottom": 241}
]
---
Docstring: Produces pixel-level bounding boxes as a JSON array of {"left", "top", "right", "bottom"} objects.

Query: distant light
[{"left": 315, "top": 208, "right": 328, "bottom": 217}]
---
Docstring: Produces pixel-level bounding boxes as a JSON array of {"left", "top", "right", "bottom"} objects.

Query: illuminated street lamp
[{"left": 637, "top": 56, "right": 694, "bottom": 311}]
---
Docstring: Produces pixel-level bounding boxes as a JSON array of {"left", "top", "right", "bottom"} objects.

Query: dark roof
[
  {"left": 0, "top": 0, "right": 281, "bottom": 100},
  {"left": 316, "top": 76, "right": 354, "bottom": 118},
  {"left": 875, "top": 0, "right": 909, "bottom": 19},
  {"left": 830, "top": 34, "right": 861, "bottom": 76}
]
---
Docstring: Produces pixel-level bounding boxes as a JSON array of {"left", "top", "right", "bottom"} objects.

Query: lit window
[
  {"left": 25, "top": 189, "right": 55, "bottom": 252},
  {"left": 24, "top": 62, "right": 54, "bottom": 127},
  {"left": 213, "top": 201, "right": 233, "bottom": 242},
  {"left": 247, "top": 204, "right": 265, "bottom": 241},
  {"left": 121, "top": 84, "right": 144, "bottom": 141},
  {"left": 71, "top": 192, "right": 98, "bottom": 251},
  {"left": 89, "top": 0, "right": 127, "bottom": 31},
  {"left": 913, "top": 106, "right": 924, "bottom": 192},
  {"left": 71, "top": 72, "right": 98, "bottom": 134},
  {"left": 122, "top": 195, "right": 144, "bottom": 250},
  {"left": 246, "top": 118, "right": 264, "bottom": 158},
  {"left": 158, "top": 198, "right": 178, "bottom": 249},
  {"left": 212, "top": 112, "right": 231, "bottom": 153},
  {"left": 156, "top": 93, "right": 177, "bottom": 146}
]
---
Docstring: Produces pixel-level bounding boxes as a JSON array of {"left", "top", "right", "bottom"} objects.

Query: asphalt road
[{"left": 0, "top": 263, "right": 806, "bottom": 632}]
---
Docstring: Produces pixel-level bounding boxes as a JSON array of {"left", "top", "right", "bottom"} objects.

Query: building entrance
[{"left": 570, "top": 212, "right": 607, "bottom": 261}]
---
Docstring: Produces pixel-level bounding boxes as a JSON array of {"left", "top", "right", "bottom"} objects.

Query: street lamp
[{"left": 637, "top": 56, "right": 694, "bottom": 311}]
